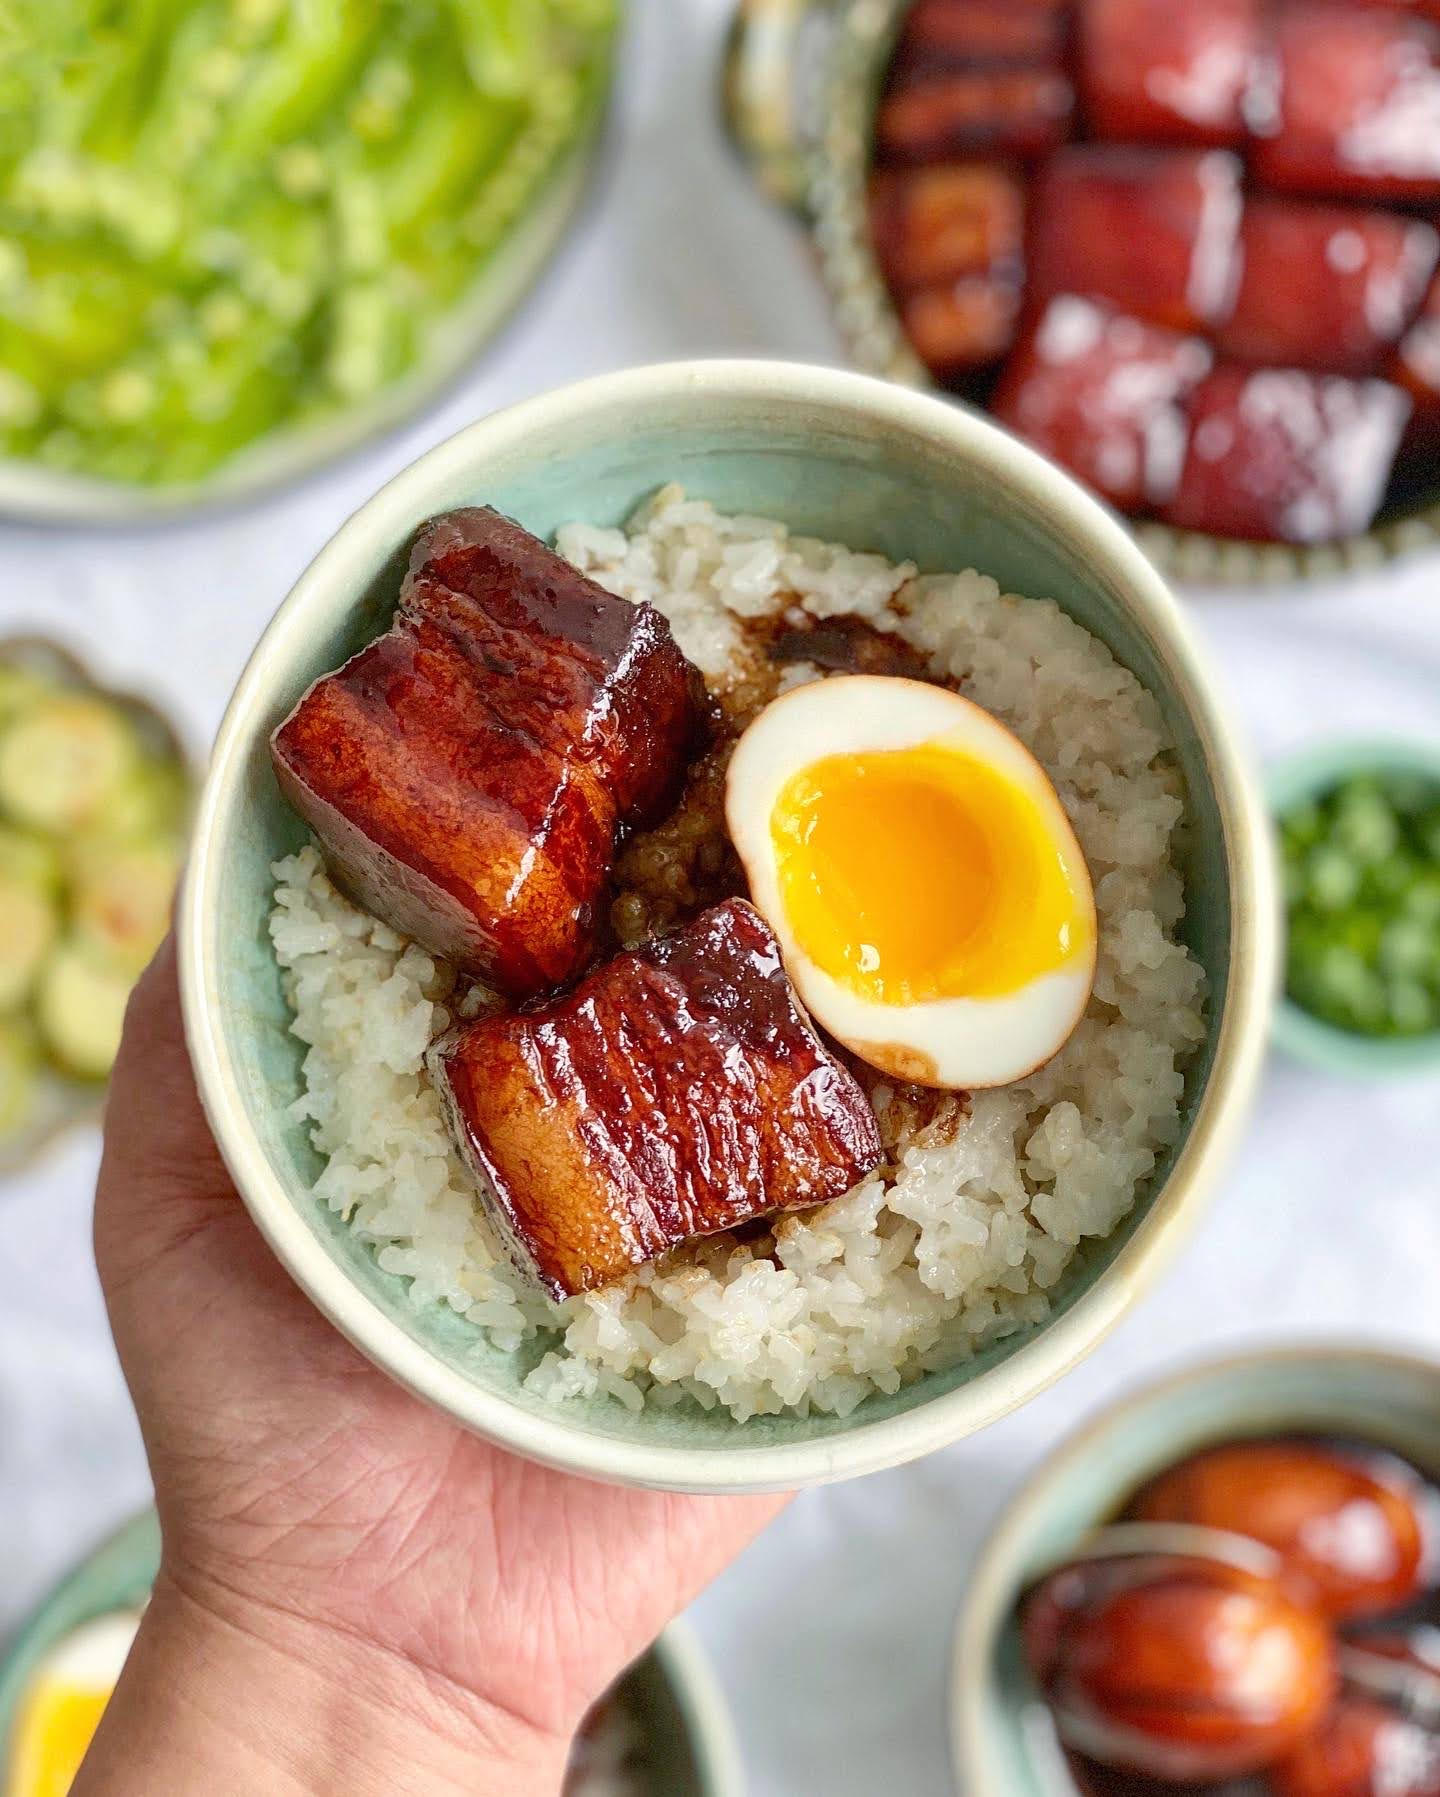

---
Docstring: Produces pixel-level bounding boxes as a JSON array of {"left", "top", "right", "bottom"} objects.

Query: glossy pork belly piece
[
  {"left": 1219, "top": 200, "right": 1439, "bottom": 377},
  {"left": 876, "top": 66, "right": 1075, "bottom": 164},
  {"left": 427, "top": 899, "right": 884, "bottom": 1299},
  {"left": 891, "top": 0, "right": 1070, "bottom": 73},
  {"left": 399, "top": 509, "right": 701, "bottom": 826},
  {"left": 992, "top": 296, "right": 1212, "bottom": 511},
  {"left": 1254, "top": 7, "right": 1440, "bottom": 205},
  {"left": 868, "top": 163, "right": 1026, "bottom": 291},
  {"left": 271, "top": 508, "right": 701, "bottom": 997},
  {"left": 1027, "top": 147, "right": 1243, "bottom": 333},
  {"left": 897, "top": 279, "right": 1023, "bottom": 380},
  {"left": 1160, "top": 365, "right": 1412, "bottom": 544},
  {"left": 1079, "top": 0, "right": 1264, "bottom": 147}
]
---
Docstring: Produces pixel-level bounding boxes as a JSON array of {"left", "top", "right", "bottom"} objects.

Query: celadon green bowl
[
  {"left": 179, "top": 358, "right": 1278, "bottom": 1494},
  {"left": 951, "top": 1344, "right": 1440, "bottom": 1796},
  {"left": 1269, "top": 738, "right": 1440, "bottom": 1081},
  {"left": 0, "top": 1511, "right": 740, "bottom": 1795}
]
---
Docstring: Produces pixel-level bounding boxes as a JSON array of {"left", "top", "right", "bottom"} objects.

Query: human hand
[{"left": 85, "top": 938, "right": 787, "bottom": 1796}]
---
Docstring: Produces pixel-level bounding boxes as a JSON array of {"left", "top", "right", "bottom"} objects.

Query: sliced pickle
[
  {"left": 70, "top": 839, "right": 179, "bottom": 975},
  {"left": 0, "top": 694, "right": 138, "bottom": 833},
  {"left": 35, "top": 941, "right": 134, "bottom": 1081},
  {"left": 0, "top": 874, "right": 57, "bottom": 1010}
]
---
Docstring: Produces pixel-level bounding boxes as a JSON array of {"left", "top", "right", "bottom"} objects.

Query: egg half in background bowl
[
  {"left": 0, "top": 1512, "right": 741, "bottom": 1797},
  {"left": 4, "top": 1614, "right": 140, "bottom": 1797},
  {"left": 181, "top": 359, "right": 1276, "bottom": 1492},
  {"left": 952, "top": 1345, "right": 1440, "bottom": 1796}
]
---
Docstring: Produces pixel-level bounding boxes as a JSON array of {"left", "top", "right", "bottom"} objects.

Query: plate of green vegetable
[
  {"left": 1272, "top": 739, "right": 1440, "bottom": 1080},
  {"left": 0, "top": 0, "right": 619, "bottom": 521},
  {"left": 0, "top": 640, "right": 195, "bottom": 1173}
]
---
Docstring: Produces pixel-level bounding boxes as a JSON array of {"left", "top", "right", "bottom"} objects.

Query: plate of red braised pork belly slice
[
  {"left": 853, "top": 0, "right": 1440, "bottom": 556},
  {"left": 262, "top": 484, "right": 1206, "bottom": 1424}
]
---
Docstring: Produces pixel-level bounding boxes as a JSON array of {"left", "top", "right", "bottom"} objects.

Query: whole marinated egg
[
  {"left": 6, "top": 1611, "right": 137, "bottom": 1797},
  {"left": 724, "top": 675, "right": 1097, "bottom": 1088}
]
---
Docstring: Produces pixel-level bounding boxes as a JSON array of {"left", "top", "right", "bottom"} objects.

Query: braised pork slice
[
  {"left": 271, "top": 508, "right": 701, "bottom": 998},
  {"left": 427, "top": 898, "right": 884, "bottom": 1299}
]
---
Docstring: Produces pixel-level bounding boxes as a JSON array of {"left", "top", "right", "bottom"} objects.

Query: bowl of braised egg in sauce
[{"left": 954, "top": 1345, "right": 1440, "bottom": 1796}]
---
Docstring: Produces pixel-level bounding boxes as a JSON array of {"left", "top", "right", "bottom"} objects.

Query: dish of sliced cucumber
[{"left": 0, "top": 644, "right": 192, "bottom": 1162}]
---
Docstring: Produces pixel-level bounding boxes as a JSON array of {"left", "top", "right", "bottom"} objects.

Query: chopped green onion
[{"left": 1280, "top": 766, "right": 1440, "bottom": 1040}]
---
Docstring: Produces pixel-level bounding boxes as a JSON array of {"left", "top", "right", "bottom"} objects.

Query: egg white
[{"left": 725, "top": 675, "right": 1097, "bottom": 1089}]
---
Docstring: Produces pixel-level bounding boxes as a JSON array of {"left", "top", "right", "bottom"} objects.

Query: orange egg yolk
[
  {"left": 8, "top": 1680, "right": 112, "bottom": 1797},
  {"left": 770, "top": 742, "right": 1092, "bottom": 1005}
]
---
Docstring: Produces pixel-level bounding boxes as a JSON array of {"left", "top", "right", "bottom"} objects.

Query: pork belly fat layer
[
  {"left": 270, "top": 508, "right": 702, "bottom": 997},
  {"left": 403, "top": 508, "right": 704, "bottom": 827},
  {"left": 428, "top": 899, "right": 885, "bottom": 1299}
]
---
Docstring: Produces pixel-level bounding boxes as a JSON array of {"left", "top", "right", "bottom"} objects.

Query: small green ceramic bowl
[
  {"left": 179, "top": 358, "right": 1277, "bottom": 1494},
  {"left": 0, "top": 1510, "right": 741, "bottom": 1796},
  {"left": 951, "top": 1344, "right": 1440, "bottom": 1796},
  {"left": 1269, "top": 738, "right": 1440, "bottom": 1081}
]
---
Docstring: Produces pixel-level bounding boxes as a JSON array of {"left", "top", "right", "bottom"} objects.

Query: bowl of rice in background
[
  {"left": 179, "top": 359, "right": 1277, "bottom": 1493},
  {"left": 0, "top": 1512, "right": 741, "bottom": 1796}
]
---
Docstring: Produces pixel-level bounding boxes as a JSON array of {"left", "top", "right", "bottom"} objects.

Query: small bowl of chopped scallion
[{"left": 1270, "top": 740, "right": 1440, "bottom": 1079}]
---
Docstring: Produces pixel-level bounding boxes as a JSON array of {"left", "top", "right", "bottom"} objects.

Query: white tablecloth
[{"left": 3, "top": 6, "right": 1439, "bottom": 1793}]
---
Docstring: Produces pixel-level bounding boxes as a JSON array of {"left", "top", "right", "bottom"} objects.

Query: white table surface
[{"left": 2, "top": 5, "right": 1439, "bottom": 1793}]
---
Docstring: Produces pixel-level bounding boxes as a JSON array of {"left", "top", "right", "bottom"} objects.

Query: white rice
[{"left": 268, "top": 487, "right": 1207, "bottom": 1423}]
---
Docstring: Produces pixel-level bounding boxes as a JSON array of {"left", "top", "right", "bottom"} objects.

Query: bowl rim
[
  {"left": 179, "top": 355, "right": 1278, "bottom": 1493},
  {"left": 648, "top": 1618, "right": 747, "bottom": 1797},
  {"left": 795, "top": 0, "right": 1440, "bottom": 589},
  {"left": 1268, "top": 737, "right": 1440, "bottom": 1079},
  {"left": 948, "top": 1339, "right": 1440, "bottom": 1796}
]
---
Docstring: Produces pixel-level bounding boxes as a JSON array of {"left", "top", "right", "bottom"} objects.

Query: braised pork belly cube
[
  {"left": 1027, "top": 148, "right": 1243, "bottom": 333},
  {"left": 399, "top": 509, "right": 700, "bottom": 828},
  {"left": 1253, "top": 7, "right": 1440, "bottom": 205},
  {"left": 1393, "top": 271, "right": 1440, "bottom": 437},
  {"left": 1160, "top": 365, "right": 1411, "bottom": 543},
  {"left": 992, "top": 297, "right": 1213, "bottom": 511},
  {"left": 272, "top": 508, "right": 701, "bottom": 998},
  {"left": 1078, "top": 0, "right": 1263, "bottom": 147},
  {"left": 1218, "top": 200, "right": 1439, "bottom": 378},
  {"left": 891, "top": 0, "right": 1070, "bottom": 73},
  {"left": 869, "top": 164, "right": 1026, "bottom": 291},
  {"left": 898, "top": 278, "right": 1023, "bottom": 380},
  {"left": 428, "top": 899, "right": 884, "bottom": 1299},
  {"left": 876, "top": 66, "right": 1075, "bottom": 164}
]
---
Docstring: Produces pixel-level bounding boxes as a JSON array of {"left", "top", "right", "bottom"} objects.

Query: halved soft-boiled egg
[
  {"left": 6, "top": 1611, "right": 138, "bottom": 1797},
  {"left": 725, "top": 675, "right": 1097, "bottom": 1089}
]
